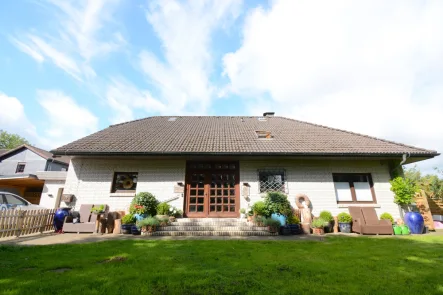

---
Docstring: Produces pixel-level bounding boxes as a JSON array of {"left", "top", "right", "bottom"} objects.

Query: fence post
[
  {"left": 15, "top": 211, "right": 26, "bottom": 238},
  {"left": 40, "top": 210, "right": 47, "bottom": 234}
]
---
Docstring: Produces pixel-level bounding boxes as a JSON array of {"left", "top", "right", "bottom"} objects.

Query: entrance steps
[{"left": 149, "top": 218, "right": 277, "bottom": 236}]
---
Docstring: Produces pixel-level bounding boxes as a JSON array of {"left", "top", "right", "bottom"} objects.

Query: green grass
[{"left": 1, "top": 236, "right": 443, "bottom": 295}]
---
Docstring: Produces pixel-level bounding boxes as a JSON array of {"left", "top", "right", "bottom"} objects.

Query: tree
[
  {"left": 404, "top": 166, "right": 443, "bottom": 201},
  {"left": 0, "top": 130, "right": 30, "bottom": 149}
]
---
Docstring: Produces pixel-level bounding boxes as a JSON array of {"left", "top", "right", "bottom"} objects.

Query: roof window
[
  {"left": 168, "top": 117, "right": 177, "bottom": 122},
  {"left": 258, "top": 117, "right": 267, "bottom": 122},
  {"left": 256, "top": 131, "right": 273, "bottom": 139}
]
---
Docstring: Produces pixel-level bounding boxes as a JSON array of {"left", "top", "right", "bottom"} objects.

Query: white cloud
[
  {"left": 138, "top": 0, "right": 242, "bottom": 114},
  {"left": 223, "top": 0, "right": 443, "bottom": 173},
  {"left": 0, "top": 93, "right": 37, "bottom": 140},
  {"left": 37, "top": 90, "right": 98, "bottom": 148},
  {"left": 106, "top": 78, "right": 166, "bottom": 124},
  {"left": 10, "top": 0, "right": 124, "bottom": 80}
]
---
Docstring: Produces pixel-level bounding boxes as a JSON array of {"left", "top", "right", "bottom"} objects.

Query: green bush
[
  {"left": 390, "top": 177, "right": 419, "bottom": 206},
  {"left": 254, "top": 215, "right": 266, "bottom": 226},
  {"left": 287, "top": 213, "right": 300, "bottom": 225},
  {"left": 263, "top": 191, "right": 292, "bottom": 217},
  {"left": 91, "top": 205, "right": 105, "bottom": 214},
  {"left": 157, "top": 202, "right": 170, "bottom": 215},
  {"left": 252, "top": 201, "right": 267, "bottom": 216},
  {"left": 121, "top": 214, "right": 136, "bottom": 225},
  {"left": 319, "top": 210, "right": 333, "bottom": 222},
  {"left": 240, "top": 208, "right": 246, "bottom": 214},
  {"left": 263, "top": 218, "right": 281, "bottom": 228},
  {"left": 337, "top": 212, "right": 352, "bottom": 223},
  {"left": 130, "top": 192, "right": 159, "bottom": 216},
  {"left": 137, "top": 216, "right": 160, "bottom": 228},
  {"left": 380, "top": 212, "right": 394, "bottom": 224},
  {"left": 311, "top": 218, "right": 326, "bottom": 228}
]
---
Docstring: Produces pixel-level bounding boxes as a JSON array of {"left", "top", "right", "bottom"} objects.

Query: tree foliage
[
  {"left": 404, "top": 166, "right": 443, "bottom": 200},
  {"left": 0, "top": 130, "right": 30, "bottom": 149},
  {"left": 390, "top": 176, "right": 419, "bottom": 205}
]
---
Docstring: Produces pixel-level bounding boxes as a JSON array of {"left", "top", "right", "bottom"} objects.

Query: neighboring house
[
  {"left": 0, "top": 144, "right": 70, "bottom": 204},
  {"left": 51, "top": 114, "right": 439, "bottom": 219}
]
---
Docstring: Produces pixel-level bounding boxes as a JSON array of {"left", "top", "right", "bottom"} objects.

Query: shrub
[
  {"left": 157, "top": 202, "right": 170, "bottom": 215},
  {"left": 337, "top": 212, "right": 352, "bottom": 223},
  {"left": 263, "top": 191, "right": 292, "bottom": 217},
  {"left": 252, "top": 201, "right": 267, "bottom": 216},
  {"left": 130, "top": 192, "right": 159, "bottom": 216},
  {"left": 137, "top": 216, "right": 160, "bottom": 228},
  {"left": 253, "top": 215, "right": 266, "bottom": 226},
  {"left": 311, "top": 218, "right": 326, "bottom": 228},
  {"left": 390, "top": 177, "right": 420, "bottom": 206},
  {"left": 319, "top": 210, "right": 333, "bottom": 222},
  {"left": 168, "top": 206, "right": 183, "bottom": 218},
  {"left": 240, "top": 208, "right": 246, "bottom": 214},
  {"left": 287, "top": 214, "right": 300, "bottom": 225},
  {"left": 121, "top": 214, "right": 135, "bottom": 225},
  {"left": 380, "top": 212, "right": 394, "bottom": 224},
  {"left": 91, "top": 205, "right": 105, "bottom": 214},
  {"left": 263, "top": 218, "right": 281, "bottom": 228}
]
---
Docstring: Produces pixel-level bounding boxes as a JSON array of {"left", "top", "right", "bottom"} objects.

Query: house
[
  {"left": 51, "top": 114, "right": 438, "bottom": 219},
  {"left": 0, "top": 144, "right": 70, "bottom": 204}
]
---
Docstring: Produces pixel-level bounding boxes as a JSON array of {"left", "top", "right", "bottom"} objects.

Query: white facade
[
  {"left": 37, "top": 171, "right": 67, "bottom": 209},
  {"left": 63, "top": 157, "right": 400, "bottom": 219}
]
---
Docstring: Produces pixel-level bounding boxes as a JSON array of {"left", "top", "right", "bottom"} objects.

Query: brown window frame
[
  {"left": 16, "top": 163, "right": 26, "bottom": 173},
  {"left": 111, "top": 172, "right": 138, "bottom": 193},
  {"left": 333, "top": 173, "right": 377, "bottom": 204}
]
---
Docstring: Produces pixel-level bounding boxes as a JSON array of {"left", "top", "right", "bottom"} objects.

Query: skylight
[
  {"left": 256, "top": 131, "right": 273, "bottom": 139},
  {"left": 168, "top": 117, "right": 177, "bottom": 122}
]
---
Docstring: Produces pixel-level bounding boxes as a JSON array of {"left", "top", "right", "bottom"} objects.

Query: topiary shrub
[
  {"left": 287, "top": 214, "right": 300, "bottom": 225},
  {"left": 251, "top": 201, "right": 267, "bottom": 216},
  {"left": 380, "top": 212, "right": 394, "bottom": 224},
  {"left": 130, "top": 192, "right": 159, "bottom": 216},
  {"left": 157, "top": 202, "right": 170, "bottom": 215},
  {"left": 319, "top": 210, "right": 333, "bottom": 222},
  {"left": 311, "top": 218, "right": 326, "bottom": 229},
  {"left": 337, "top": 212, "right": 352, "bottom": 223},
  {"left": 263, "top": 191, "right": 292, "bottom": 217}
]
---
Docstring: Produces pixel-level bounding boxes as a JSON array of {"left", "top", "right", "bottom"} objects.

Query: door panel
[{"left": 185, "top": 162, "right": 239, "bottom": 218}]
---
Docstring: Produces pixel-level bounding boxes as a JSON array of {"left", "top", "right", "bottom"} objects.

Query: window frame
[
  {"left": 333, "top": 173, "right": 377, "bottom": 204},
  {"left": 258, "top": 169, "right": 286, "bottom": 193},
  {"left": 16, "top": 162, "right": 26, "bottom": 173},
  {"left": 110, "top": 172, "right": 138, "bottom": 193}
]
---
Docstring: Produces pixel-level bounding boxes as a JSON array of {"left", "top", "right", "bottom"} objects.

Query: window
[
  {"left": 111, "top": 172, "right": 138, "bottom": 193},
  {"left": 255, "top": 131, "right": 273, "bottom": 139},
  {"left": 16, "top": 163, "right": 26, "bottom": 173},
  {"left": 4, "top": 194, "right": 27, "bottom": 206},
  {"left": 333, "top": 173, "right": 376, "bottom": 204},
  {"left": 258, "top": 170, "right": 286, "bottom": 193}
]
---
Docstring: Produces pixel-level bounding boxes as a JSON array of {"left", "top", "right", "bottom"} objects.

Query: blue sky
[{"left": 0, "top": 0, "right": 442, "bottom": 174}]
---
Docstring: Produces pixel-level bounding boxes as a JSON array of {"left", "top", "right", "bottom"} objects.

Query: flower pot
[
  {"left": 271, "top": 213, "right": 286, "bottom": 226},
  {"left": 400, "top": 225, "right": 410, "bottom": 235},
  {"left": 312, "top": 227, "right": 324, "bottom": 235},
  {"left": 280, "top": 226, "right": 291, "bottom": 235},
  {"left": 404, "top": 212, "right": 424, "bottom": 234},
  {"left": 324, "top": 222, "right": 333, "bottom": 233},
  {"left": 141, "top": 225, "right": 157, "bottom": 233},
  {"left": 169, "top": 216, "right": 176, "bottom": 223},
  {"left": 131, "top": 225, "right": 141, "bottom": 235},
  {"left": 268, "top": 226, "right": 279, "bottom": 233},
  {"left": 121, "top": 224, "right": 133, "bottom": 234},
  {"left": 338, "top": 222, "right": 352, "bottom": 233},
  {"left": 393, "top": 225, "right": 402, "bottom": 235},
  {"left": 240, "top": 213, "right": 246, "bottom": 219},
  {"left": 288, "top": 224, "right": 301, "bottom": 234},
  {"left": 156, "top": 214, "right": 168, "bottom": 219},
  {"left": 134, "top": 213, "right": 147, "bottom": 221},
  {"left": 247, "top": 215, "right": 253, "bottom": 222}
]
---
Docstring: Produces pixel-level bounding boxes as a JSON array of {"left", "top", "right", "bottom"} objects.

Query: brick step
[
  {"left": 171, "top": 222, "right": 250, "bottom": 226},
  {"left": 146, "top": 231, "right": 278, "bottom": 237},
  {"left": 158, "top": 226, "right": 268, "bottom": 231}
]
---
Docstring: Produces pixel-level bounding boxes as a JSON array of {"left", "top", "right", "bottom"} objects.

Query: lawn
[{"left": 1, "top": 236, "right": 443, "bottom": 295}]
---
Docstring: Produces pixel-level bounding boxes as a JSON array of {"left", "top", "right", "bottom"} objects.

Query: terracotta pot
[
  {"left": 141, "top": 225, "right": 157, "bottom": 233},
  {"left": 312, "top": 227, "right": 324, "bottom": 235},
  {"left": 247, "top": 215, "right": 253, "bottom": 222},
  {"left": 268, "top": 226, "right": 279, "bottom": 233},
  {"left": 169, "top": 216, "right": 176, "bottom": 222}
]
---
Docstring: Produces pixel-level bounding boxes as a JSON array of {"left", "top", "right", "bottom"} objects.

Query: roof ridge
[{"left": 278, "top": 117, "right": 437, "bottom": 154}]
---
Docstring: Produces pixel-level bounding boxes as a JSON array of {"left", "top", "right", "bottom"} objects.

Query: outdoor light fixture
[{"left": 177, "top": 182, "right": 184, "bottom": 186}]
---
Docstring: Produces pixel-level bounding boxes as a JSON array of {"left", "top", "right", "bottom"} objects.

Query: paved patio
[{"left": 1, "top": 230, "right": 441, "bottom": 246}]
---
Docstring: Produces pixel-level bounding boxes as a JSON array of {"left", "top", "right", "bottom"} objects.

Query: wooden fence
[{"left": 0, "top": 209, "right": 56, "bottom": 239}]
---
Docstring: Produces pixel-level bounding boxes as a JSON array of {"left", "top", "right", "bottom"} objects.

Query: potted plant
[
  {"left": 138, "top": 217, "right": 160, "bottom": 234},
  {"left": 158, "top": 216, "right": 170, "bottom": 226},
  {"left": 337, "top": 212, "right": 352, "bottom": 233},
  {"left": 263, "top": 192, "right": 292, "bottom": 225},
  {"left": 264, "top": 218, "right": 281, "bottom": 234},
  {"left": 156, "top": 202, "right": 170, "bottom": 219},
  {"left": 168, "top": 207, "right": 182, "bottom": 222},
  {"left": 240, "top": 208, "right": 246, "bottom": 219},
  {"left": 121, "top": 214, "right": 135, "bottom": 234},
  {"left": 286, "top": 213, "right": 301, "bottom": 234},
  {"left": 130, "top": 192, "right": 159, "bottom": 221},
  {"left": 91, "top": 205, "right": 105, "bottom": 214},
  {"left": 380, "top": 212, "right": 394, "bottom": 224},
  {"left": 311, "top": 218, "right": 326, "bottom": 235},
  {"left": 253, "top": 215, "right": 266, "bottom": 227},
  {"left": 319, "top": 210, "right": 334, "bottom": 233},
  {"left": 246, "top": 208, "right": 254, "bottom": 222}
]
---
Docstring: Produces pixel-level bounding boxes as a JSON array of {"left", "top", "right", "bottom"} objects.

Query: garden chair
[{"left": 348, "top": 207, "right": 393, "bottom": 235}]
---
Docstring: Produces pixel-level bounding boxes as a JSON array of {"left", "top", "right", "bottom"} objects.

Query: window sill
[
  {"left": 337, "top": 204, "right": 380, "bottom": 208},
  {"left": 110, "top": 192, "right": 136, "bottom": 197}
]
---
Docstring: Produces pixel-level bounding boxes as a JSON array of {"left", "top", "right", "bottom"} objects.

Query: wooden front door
[{"left": 185, "top": 161, "right": 239, "bottom": 218}]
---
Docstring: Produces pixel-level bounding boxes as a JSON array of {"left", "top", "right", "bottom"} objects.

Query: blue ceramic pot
[
  {"left": 288, "top": 224, "right": 301, "bottom": 234},
  {"left": 405, "top": 212, "right": 424, "bottom": 234},
  {"left": 121, "top": 224, "right": 133, "bottom": 234},
  {"left": 271, "top": 213, "right": 286, "bottom": 226},
  {"left": 339, "top": 222, "right": 351, "bottom": 233},
  {"left": 131, "top": 225, "right": 141, "bottom": 235},
  {"left": 134, "top": 213, "right": 148, "bottom": 221}
]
